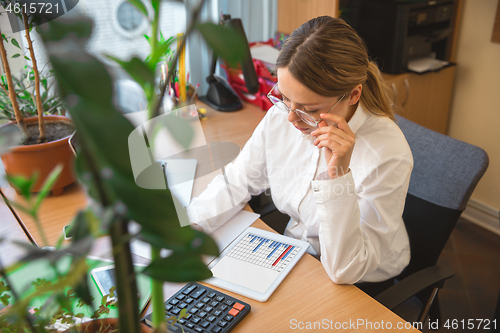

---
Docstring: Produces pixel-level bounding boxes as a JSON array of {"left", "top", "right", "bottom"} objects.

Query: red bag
[{"left": 221, "top": 51, "right": 280, "bottom": 111}]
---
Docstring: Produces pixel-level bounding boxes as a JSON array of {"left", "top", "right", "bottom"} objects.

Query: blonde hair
[{"left": 276, "top": 16, "right": 394, "bottom": 120}]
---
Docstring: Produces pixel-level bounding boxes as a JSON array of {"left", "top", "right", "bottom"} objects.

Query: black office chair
[{"left": 371, "top": 115, "right": 489, "bottom": 325}]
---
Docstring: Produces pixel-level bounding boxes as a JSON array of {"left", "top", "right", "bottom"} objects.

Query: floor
[
  {"left": 432, "top": 217, "right": 500, "bottom": 332},
  {"left": 260, "top": 207, "right": 500, "bottom": 332}
]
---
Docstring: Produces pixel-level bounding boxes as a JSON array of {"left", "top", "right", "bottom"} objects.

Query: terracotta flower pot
[
  {"left": 72, "top": 318, "right": 152, "bottom": 333},
  {"left": 0, "top": 115, "right": 76, "bottom": 195}
]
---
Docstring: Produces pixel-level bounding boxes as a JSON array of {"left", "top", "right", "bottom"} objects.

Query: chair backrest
[{"left": 395, "top": 115, "right": 489, "bottom": 280}]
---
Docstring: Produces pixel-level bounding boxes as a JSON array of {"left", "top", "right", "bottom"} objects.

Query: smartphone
[
  {"left": 63, "top": 225, "right": 73, "bottom": 240},
  {"left": 91, "top": 265, "right": 117, "bottom": 303},
  {"left": 68, "top": 131, "right": 79, "bottom": 156}
]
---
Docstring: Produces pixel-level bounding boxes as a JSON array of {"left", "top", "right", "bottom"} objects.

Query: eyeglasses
[{"left": 267, "top": 83, "right": 348, "bottom": 127}]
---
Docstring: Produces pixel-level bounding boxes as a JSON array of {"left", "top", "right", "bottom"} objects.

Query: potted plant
[
  {"left": 0, "top": 166, "right": 150, "bottom": 333},
  {"left": 0, "top": 0, "right": 247, "bottom": 332},
  {"left": 0, "top": 67, "right": 67, "bottom": 120},
  {"left": 0, "top": 0, "right": 75, "bottom": 195}
]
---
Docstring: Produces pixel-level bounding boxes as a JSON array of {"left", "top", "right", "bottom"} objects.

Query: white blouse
[{"left": 187, "top": 104, "right": 413, "bottom": 284}]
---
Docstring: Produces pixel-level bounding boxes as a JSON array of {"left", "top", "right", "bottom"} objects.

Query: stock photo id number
[
  {"left": 1, "top": 0, "right": 79, "bottom": 33},
  {"left": 4, "top": 1, "right": 62, "bottom": 15}
]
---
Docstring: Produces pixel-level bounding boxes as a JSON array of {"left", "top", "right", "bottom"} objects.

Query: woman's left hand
[{"left": 311, "top": 113, "right": 356, "bottom": 179}]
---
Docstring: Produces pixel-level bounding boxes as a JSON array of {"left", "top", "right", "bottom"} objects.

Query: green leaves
[
  {"left": 15, "top": 237, "right": 93, "bottom": 264},
  {"left": 195, "top": 22, "right": 247, "bottom": 67},
  {"left": 0, "top": 281, "right": 11, "bottom": 307},
  {"left": 0, "top": 68, "right": 67, "bottom": 120},
  {"left": 107, "top": 56, "right": 155, "bottom": 94},
  {"left": 143, "top": 253, "right": 213, "bottom": 282},
  {"left": 36, "top": 15, "right": 92, "bottom": 42},
  {"left": 140, "top": 226, "right": 218, "bottom": 283},
  {"left": 5, "top": 173, "right": 37, "bottom": 201},
  {"left": 68, "top": 208, "right": 102, "bottom": 241},
  {"left": 3, "top": 257, "right": 91, "bottom": 320},
  {"left": 151, "top": 0, "right": 161, "bottom": 12},
  {"left": 126, "top": 0, "right": 148, "bottom": 17},
  {"left": 11, "top": 53, "right": 20, "bottom": 58},
  {"left": 10, "top": 38, "right": 20, "bottom": 49},
  {"left": 6, "top": 164, "right": 62, "bottom": 216},
  {"left": 32, "top": 5, "right": 228, "bottom": 332},
  {"left": 149, "top": 36, "right": 175, "bottom": 67},
  {"left": 140, "top": 227, "right": 218, "bottom": 256},
  {"left": 33, "top": 164, "right": 63, "bottom": 212},
  {"left": 40, "top": 4, "right": 218, "bottom": 262}
]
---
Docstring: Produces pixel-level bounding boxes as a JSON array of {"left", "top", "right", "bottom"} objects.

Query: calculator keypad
[{"left": 143, "top": 282, "right": 250, "bottom": 333}]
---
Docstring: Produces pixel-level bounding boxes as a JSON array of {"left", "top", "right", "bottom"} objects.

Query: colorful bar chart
[{"left": 226, "top": 233, "right": 301, "bottom": 272}]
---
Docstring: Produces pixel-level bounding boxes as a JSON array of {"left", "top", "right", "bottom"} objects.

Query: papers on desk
[
  {"left": 130, "top": 210, "right": 260, "bottom": 261},
  {"left": 250, "top": 44, "right": 280, "bottom": 66},
  {"left": 408, "top": 56, "right": 449, "bottom": 73},
  {"left": 161, "top": 158, "right": 197, "bottom": 208}
]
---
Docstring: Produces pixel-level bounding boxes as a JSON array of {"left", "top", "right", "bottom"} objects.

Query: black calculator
[{"left": 143, "top": 282, "right": 251, "bottom": 333}]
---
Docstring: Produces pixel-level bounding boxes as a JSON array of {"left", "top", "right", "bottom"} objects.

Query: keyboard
[{"left": 143, "top": 282, "right": 251, "bottom": 333}]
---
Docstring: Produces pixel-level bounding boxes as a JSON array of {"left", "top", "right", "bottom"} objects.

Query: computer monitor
[{"left": 199, "top": 16, "right": 259, "bottom": 112}]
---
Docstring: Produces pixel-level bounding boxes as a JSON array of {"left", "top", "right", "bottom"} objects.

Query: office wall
[
  {"left": 0, "top": 8, "right": 27, "bottom": 78},
  {"left": 448, "top": 0, "right": 500, "bottom": 231},
  {"left": 219, "top": 0, "right": 278, "bottom": 43},
  {"left": 187, "top": 0, "right": 278, "bottom": 95}
]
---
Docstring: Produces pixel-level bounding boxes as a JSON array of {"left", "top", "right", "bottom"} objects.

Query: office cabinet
[
  {"left": 384, "top": 66, "right": 456, "bottom": 134},
  {"left": 277, "top": 0, "right": 338, "bottom": 34}
]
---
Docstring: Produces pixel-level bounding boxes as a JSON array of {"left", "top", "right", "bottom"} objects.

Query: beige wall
[
  {"left": 448, "top": 0, "right": 500, "bottom": 211},
  {"left": 0, "top": 9, "right": 27, "bottom": 78}
]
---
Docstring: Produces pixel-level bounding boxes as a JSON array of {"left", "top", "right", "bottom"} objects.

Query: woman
[{"left": 188, "top": 16, "right": 412, "bottom": 286}]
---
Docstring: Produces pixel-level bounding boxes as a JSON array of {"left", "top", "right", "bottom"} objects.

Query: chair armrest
[
  {"left": 374, "top": 265, "right": 454, "bottom": 310},
  {"left": 253, "top": 202, "right": 277, "bottom": 217},
  {"left": 248, "top": 195, "right": 277, "bottom": 217}
]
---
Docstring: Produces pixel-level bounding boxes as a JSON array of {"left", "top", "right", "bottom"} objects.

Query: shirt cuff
[
  {"left": 187, "top": 208, "right": 214, "bottom": 233},
  {"left": 311, "top": 170, "right": 356, "bottom": 202}
]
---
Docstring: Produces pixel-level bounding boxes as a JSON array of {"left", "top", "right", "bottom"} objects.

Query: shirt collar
[{"left": 347, "top": 103, "right": 368, "bottom": 135}]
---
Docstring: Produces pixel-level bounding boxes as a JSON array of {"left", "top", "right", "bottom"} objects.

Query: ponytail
[{"left": 361, "top": 62, "right": 395, "bottom": 121}]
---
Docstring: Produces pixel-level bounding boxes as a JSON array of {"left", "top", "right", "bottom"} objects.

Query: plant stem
[
  {"left": 23, "top": 12, "right": 46, "bottom": 143},
  {"left": 0, "top": 26, "right": 27, "bottom": 136},
  {"left": 32, "top": 214, "right": 49, "bottom": 248},
  {"left": 79, "top": 141, "right": 140, "bottom": 333},
  {"left": 151, "top": 246, "right": 167, "bottom": 330},
  {"left": 0, "top": 256, "right": 37, "bottom": 333},
  {"left": 109, "top": 219, "right": 141, "bottom": 333},
  {"left": 0, "top": 82, "right": 8, "bottom": 95},
  {"left": 146, "top": 2, "right": 160, "bottom": 121},
  {"left": 145, "top": 5, "right": 168, "bottom": 331},
  {"left": 152, "top": 0, "right": 206, "bottom": 119}
]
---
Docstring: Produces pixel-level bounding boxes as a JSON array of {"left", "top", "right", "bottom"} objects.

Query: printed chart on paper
[
  {"left": 226, "top": 233, "right": 301, "bottom": 272},
  {"left": 210, "top": 232, "right": 302, "bottom": 294}
]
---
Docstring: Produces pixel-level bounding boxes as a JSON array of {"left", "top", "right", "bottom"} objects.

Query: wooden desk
[
  {"left": 0, "top": 192, "right": 32, "bottom": 267},
  {"left": 0, "top": 102, "right": 418, "bottom": 332}
]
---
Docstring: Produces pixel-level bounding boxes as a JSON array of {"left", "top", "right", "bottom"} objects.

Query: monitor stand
[{"left": 199, "top": 75, "right": 243, "bottom": 112}]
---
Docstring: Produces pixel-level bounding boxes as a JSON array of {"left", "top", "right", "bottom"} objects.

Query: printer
[{"left": 345, "top": 0, "right": 457, "bottom": 74}]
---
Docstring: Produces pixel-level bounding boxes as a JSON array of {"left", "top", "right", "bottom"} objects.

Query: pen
[{"left": 190, "top": 83, "right": 199, "bottom": 103}]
